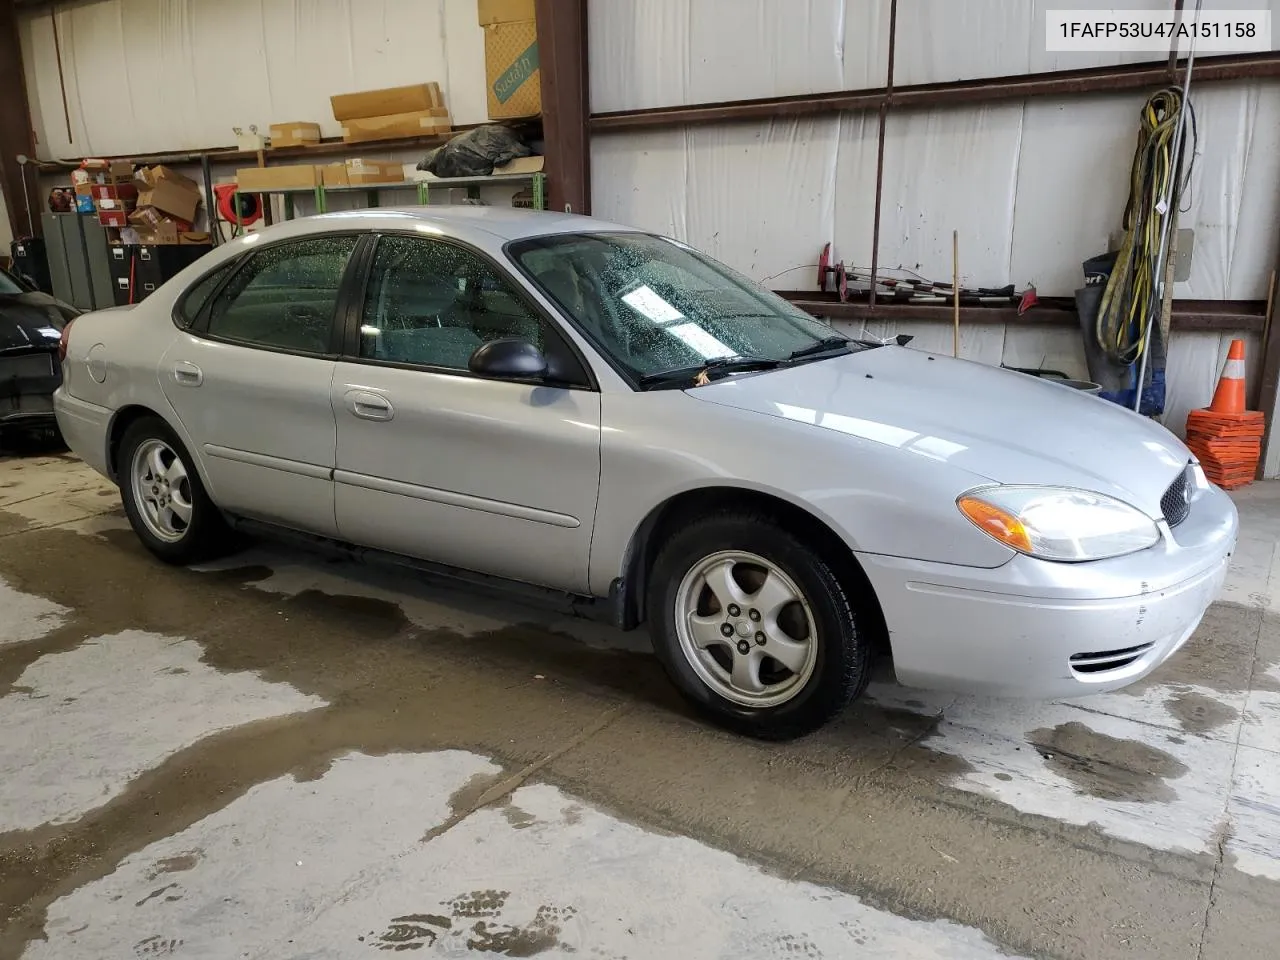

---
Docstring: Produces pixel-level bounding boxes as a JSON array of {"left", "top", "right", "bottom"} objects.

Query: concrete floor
[{"left": 2, "top": 448, "right": 1280, "bottom": 960}]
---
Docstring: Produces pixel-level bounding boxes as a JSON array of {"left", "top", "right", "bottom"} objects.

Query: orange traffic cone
[
  {"left": 1185, "top": 338, "right": 1264, "bottom": 490},
  {"left": 1207, "top": 338, "right": 1247, "bottom": 415}
]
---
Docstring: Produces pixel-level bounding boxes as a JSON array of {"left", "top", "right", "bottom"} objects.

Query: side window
[
  {"left": 206, "top": 236, "right": 358, "bottom": 353},
  {"left": 359, "top": 235, "right": 545, "bottom": 370},
  {"left": 175, "top": 260, "right": 236, "bottom": 329}
]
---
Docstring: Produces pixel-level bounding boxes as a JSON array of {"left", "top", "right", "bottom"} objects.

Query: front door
[
  {"left": 159, "top": 234, "right": 360, "bottom": 537},
  {"left": 331, "top": 234, "right": 602, "bottom": 593}
]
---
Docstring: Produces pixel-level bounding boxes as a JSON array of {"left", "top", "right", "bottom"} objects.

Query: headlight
[{"left": 957, "top": 486, "right": 1160, "bottom": 562}]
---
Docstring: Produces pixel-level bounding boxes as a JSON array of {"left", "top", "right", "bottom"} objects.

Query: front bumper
[{"left": 858, "top": 482, "right": 1238, "bottom": 699}]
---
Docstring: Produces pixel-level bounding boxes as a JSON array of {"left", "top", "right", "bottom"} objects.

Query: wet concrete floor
[{"left": 3, "top": 451, "right": 1280, "bottom": 959}]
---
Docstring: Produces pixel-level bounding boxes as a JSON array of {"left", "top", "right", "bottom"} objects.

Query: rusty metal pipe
[{"left": 868, "top": 0, "right": 897, "bottom": 309}]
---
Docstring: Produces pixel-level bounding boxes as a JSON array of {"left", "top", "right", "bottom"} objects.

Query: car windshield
[
  {"left": 507, "top": 232, "right": 863, "bottom": 383},
  {"left": 0, "top": 271, "right": 24, "bottom": 295}
]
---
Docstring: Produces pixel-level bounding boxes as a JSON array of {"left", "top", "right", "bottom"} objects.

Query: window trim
[
  {"left": 336, "top": 230, "right": 600, "bottom": 392},
  {"left": 505, "top": 230, "right": 846, "bottom": 393},
  {"left": 502, "top": 231, "right": 657, "bottom": 392},
  {"left": 185, "top": 232, "right": 367, "bottom": 359},
  {"left": 170, "top": 254, "right": 244, "bottom": 331}
]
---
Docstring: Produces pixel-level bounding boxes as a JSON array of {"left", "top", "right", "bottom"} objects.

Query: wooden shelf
[
  {"left": 31, "top": 118, "right": 543, "bottom": 175},
  {"left": 776, "top": 292, "right": 1268, "bottom": 334}
]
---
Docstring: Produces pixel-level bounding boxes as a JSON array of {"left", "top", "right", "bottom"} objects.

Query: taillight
[{"left": 58, "top": 320, "right": 74, "bottom": 363}]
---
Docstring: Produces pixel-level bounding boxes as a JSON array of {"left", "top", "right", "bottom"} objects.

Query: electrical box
[{"left": 1109, "top": 228, "right": 1194, "bottom": 282}]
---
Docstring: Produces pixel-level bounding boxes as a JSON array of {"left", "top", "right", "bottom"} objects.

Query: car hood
[
  {"left": 690, "top": 345, "right": 1192, "bottom": 513},
  {"left": 0, "top": 292, "right": 76, "bottom": 352}
]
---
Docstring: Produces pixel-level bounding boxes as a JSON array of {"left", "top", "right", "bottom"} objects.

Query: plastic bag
[{"left": 416, "top": 124, "right": 532, "bottom": 178}]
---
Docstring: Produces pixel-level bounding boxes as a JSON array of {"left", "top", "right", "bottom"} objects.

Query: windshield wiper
[
  {"left": 787, "top": 335, "right": 854, "bottom": 362},
  {"left": 638, "top": 355, "right": 780, "bottom": 389}
]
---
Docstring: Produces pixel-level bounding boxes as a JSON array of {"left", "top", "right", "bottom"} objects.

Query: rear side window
[
  {"left": 175, "top": 261, "right": 236, "bottom": 329},
  {"left": 205, "top": 236, "right": 358, "bottom": 353}
]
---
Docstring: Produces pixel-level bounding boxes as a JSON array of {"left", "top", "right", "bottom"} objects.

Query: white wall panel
[
  {"left": 1008, "top": 93, "right": 1142, "bottom": 296},
  {"left": 877, "top": 104, "right": 1025, "bottom": 288},
  {"left": 18, "top": 0, "right": 487, "bottom": 159},
  {"left": 590, "top": 0, "right": 850, "bottom": 114}
]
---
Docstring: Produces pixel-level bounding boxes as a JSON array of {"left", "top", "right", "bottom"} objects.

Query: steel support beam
[
  {"left": 0, "top": 0, "right": 41, "bottom": 241},
  {"left": 590, "top": 51, "right": 1280, "bottom": 132},
  {"left": 1257, "top": 266, "right": 1280, "bottom": 478},
  {"left": 776, "top": 292, "right": 1268, "bottom": 334},
  {"left": 534, "top": 0, "right": 590, "bottom": 215}
]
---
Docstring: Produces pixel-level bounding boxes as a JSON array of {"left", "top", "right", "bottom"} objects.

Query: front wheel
[
  {"left": 647, "top": 512, "right": 872, "bottom": 740},
  {"left": 117, "top": 416, "right": 234, "bottom": 565}
]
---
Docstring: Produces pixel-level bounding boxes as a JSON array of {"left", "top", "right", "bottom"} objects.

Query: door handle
[
  {"left": 345, "top": 389, "right": 394, "bottom": 421},
  {"left": 173, "top": 361, "right": 203, "bottom": 387}
]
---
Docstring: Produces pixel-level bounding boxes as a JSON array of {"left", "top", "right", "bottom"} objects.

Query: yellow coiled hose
[{"left": 1095, "top": 87, "right": 1192, "bottom": 367}]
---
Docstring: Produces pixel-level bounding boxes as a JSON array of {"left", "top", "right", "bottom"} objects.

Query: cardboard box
[
  {"left": 478, "top": 0, "right": 535, "bottom": 25},
  {"left": 135, "top": 164, "right": 200, "bottom": 194},
  {"left": 340, "top": 110, "right": 452, "bottom": 143},
  {"left": 98, "top": 209, "right": 130, "bottom": 228},
  {"left": 138, "top": 179, "right": 201, "bottom": 223},
  {"left": 236, "top": 164, "right": 323, "bottom": 191},
  {"left": 269, "top": 121, "right": 322, "bottom": 147},
  {"left": 135, "top": 222, "right": 179, "bottom": 245},
  {"left": 344, "top": 159, "right": 404, "bottom": 185},
  {"left": 95, "top": 196, "right": 136, "bottom": 212},
  {"left": 330, "top": 82, "right": 443, "bottom": 121},
  {"left": 91, "top": 182, "right": 139, "bottom": 203},
  {"left": 321, "top": 163, "right": 350, "bottom": 186},
  {"left": 73, "top": 182, "right": 95, "bottom": 197},
  {"left": 493, "top": 155, "right": 544, "bottom": 175},
  {"left": 484, "top": 19, "right": 540, "bottom": 119}
]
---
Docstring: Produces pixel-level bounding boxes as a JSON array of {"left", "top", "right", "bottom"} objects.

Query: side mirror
[{"left": 468, "top": 338, "right": 549, "bottom": 379}]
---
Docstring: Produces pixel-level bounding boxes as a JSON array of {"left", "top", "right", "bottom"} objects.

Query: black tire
[
  {"left": 117, "top": 416, "right": 235, "bottom": 565},
  {"left": 646, "top": 510, "right": 872, "bottom": 740}
]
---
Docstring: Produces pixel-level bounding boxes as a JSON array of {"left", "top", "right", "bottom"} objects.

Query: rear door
[
  {"left": 330, "top": 233, "right": 602, "bottom": 593},
  {"left": 159, "top": 234, "right": 361, "bottom": 537}
]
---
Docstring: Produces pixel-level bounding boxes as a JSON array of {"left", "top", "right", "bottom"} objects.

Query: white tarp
[
  {"left": 590, "top": 2, "right": 1280, "bottom": 450},
  {"left": 18, "top": 0, "right": 489, "bottom": 160}
]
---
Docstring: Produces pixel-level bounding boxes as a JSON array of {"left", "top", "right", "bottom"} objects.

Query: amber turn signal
[{"left": 957, "top": 495, "right": 1033, "bottom": 552}]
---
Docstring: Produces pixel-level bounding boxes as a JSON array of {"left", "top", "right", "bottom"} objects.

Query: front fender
[{"left": 588, "top": 391, "right": 1015, "bottom": 597}]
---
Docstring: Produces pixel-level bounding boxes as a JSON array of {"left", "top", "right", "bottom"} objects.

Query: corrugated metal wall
[
  {"left": 18, "top": 0, "right": 490, "bottom": 159},
  {"left": 589, "top": 0, "right": 1280, "bottom": 448},
  {"left": 15, "top": 0, "right": 1280, "bottom": 458}
]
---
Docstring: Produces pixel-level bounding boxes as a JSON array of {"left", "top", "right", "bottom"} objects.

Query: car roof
[{"left": 239, "top": 205, "right": 645, "bottom": 247}]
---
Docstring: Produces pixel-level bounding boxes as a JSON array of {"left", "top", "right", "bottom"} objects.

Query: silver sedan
[{"left": 53, "top": 207, "right": 1238, "bottom": 739}]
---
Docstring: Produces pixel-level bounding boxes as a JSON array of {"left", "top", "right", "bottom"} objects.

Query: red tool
[{"left": 816, "top": 243, "right": 849, "bottom": 302}]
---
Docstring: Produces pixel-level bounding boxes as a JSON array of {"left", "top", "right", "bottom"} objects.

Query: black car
[{"left": 0, "top": 266, "right": 79, "bottom": 443}]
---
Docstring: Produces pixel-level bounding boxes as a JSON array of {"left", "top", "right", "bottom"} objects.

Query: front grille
[
  {"left": 1069, "top": 642, "right": 1155, "bottom": 675},
  {"left": 1161, "top": 468, "right": 1192, "bottom": 528}
]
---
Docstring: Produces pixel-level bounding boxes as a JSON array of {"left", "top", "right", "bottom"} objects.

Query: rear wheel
[
  {"left": 647, "top": 511, "right": 872, "bottom": 740},
  {"left": 117, "top": 417, "right": 234, "bottom": 564}
]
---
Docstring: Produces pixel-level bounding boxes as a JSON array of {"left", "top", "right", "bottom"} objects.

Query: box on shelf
[
  {"left": 137, "top": 179, "right": 200, "bottom": 222},
  {"left": 344, "top": 159, "right": 404, "bottom": 185},
  {"left": 321, "top": 163, "right": 350, "bottom": 186},
  {"left": 97, "top": 209, "right": 130, "bottom": 228},
  {"left": 134, "top": 164, "right": 199, "bottom": 194},
  {"left": 82, "top": 159, "right": 136, "bottom": 180},
  {"left": 236, "top": 164, "right": 323, "bottom": 191},
  {"left": 269, "top": 121, "right": 322, "bottom": 148},
  {"left": 331, "top": 82, "right": 443, "bottom": 121},
  {"left": 90, "top": 182, "right": 139, "bottom": 203},
  {"left": 478, "top": 0, "right": 534, "bottom": 24},
  {"left": 95, "top": 196, "right": 136, "bottom": 213},
  {"left": 493, "top": 155, "right": 544, "bottom": 175},
  {"left": 482, "top": 12, "right": 539, "bottom": 119},
  {"left": 340, "top": 109, "right": 452, "bottom": 143}
]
